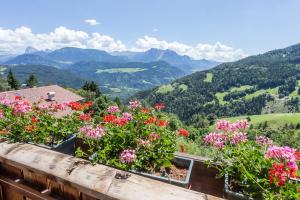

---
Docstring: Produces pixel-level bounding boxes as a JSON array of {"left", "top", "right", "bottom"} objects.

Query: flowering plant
[
  {"left": 76, "top": 100, "right": 179, "bottom": 171},
  {"left": 0, "top": 95, "right": 90, "bottom": 146},
  {"left": 204, "top": 119, "right": 299, "bottom": 199}
]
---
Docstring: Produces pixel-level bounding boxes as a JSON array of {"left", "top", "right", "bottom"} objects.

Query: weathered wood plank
[{"left": 0, "top": 142, "right": 207, "bottom": 200}]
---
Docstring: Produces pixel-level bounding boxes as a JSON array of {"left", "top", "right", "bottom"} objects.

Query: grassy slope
[
  {"left": 156, "top": 84, "right": 174, "bottom": 94},
  {"left": 289, "top": 80, "right": 300, "bottom": 98},
  {"left": 223, "top": 113, "right": 300, "bottom": 129},
  {"left": 203, "top": 72, "right": 213, "bottom": 82}
]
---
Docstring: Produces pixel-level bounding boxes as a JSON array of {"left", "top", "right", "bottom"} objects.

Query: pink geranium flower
[
  {"left": 107, "top": 105, "right": 120, "bottom": 113},
  {"left": 120, "top": 149, "right": 136, "bottom": 164}
]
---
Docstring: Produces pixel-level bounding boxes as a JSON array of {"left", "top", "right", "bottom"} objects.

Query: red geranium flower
[
  {"left": 80, "top": 113, "right": 92, "bottom": 122},
  {"left": 154, "top": 102, "right": 165, "bottom": 110},
  {"left": 103, "top": 114, "right": 118, "bottom": 123},
  {"left": 145, "top": 117, "right": 157, "bottom": 125},
  {"left": 31, "top": 116, "right": 38, "bottom": 123},
  {"left": 15, "top": 96, "right": 22, "bottom": 100},
  {"left": 25, "top": 124, "right": 38, "bottom": 132},
  {"left": 156, "top": 120, "right": 168, "bottom": 127},
  {"left": 295, "top": 151, "right": 300, "bottom": 161},
  {"left": 178, "top": 129, "right": 189, "bottom": 137}
]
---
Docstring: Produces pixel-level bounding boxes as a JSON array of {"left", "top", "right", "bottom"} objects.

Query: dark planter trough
[
  {"left": 224, "top": 174, "right": 254, "bottom": 200},
  {"left": 90, "top": 154, "right": 194, "bottom": 188},
  {"left": 132, "top": 156, "right": 194, "bottom": 188},
  {"left": 28, "top": 134, "right": 76, "bottom": 155}
]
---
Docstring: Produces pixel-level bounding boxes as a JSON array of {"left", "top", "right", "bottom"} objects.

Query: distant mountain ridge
[
  {"left": 3, "top": 47, "right": 218, "bottom": 72},
  {"left": 1, "top": 46, "right": 219, "bottom": 98},
  {"left": 115, "top": 48, "right": 219, "bottom": 72}
]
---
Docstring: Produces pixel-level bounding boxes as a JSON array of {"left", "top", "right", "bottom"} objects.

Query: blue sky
[{"left": 1, "top": 0, "right": 300, "bottom": 61}]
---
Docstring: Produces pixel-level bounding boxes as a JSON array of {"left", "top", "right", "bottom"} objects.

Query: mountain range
[
  {"left": 3, "top": 47, "right": 218, "bottom": 73},
  {"left": 0, "top": 47, "right": 218, "bottom": 98}
]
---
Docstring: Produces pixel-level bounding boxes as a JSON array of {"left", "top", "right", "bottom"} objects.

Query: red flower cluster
[
  {"left": 80, "top": 113, "right": 92, "bottom": 122},
  {"left": 31, "top": 116, "right": 38, "bottom": 123},
  {"left": 68, "top": 101, "right": 92, "bottom": 111},
  {"left": 25, "top": 124, "right": 38, "bottom": 132},
  {"left": 156, "top": 120, "right": 168, "bottom": 127},
  {"left": 103, "top": 114, "right": 130, "bottom": 126},
  {"left": 178, "top": 129, "right": 189, "bottom": 137},
  {"left": 154, "top": 102, "right": 165, "bottom": 110},
  {"left": 145, "top": 117, "right": 168, "bottom": 127},
  {"left": 295, "top": 151, "right": 300, "bottom": 161},
  {"left": 15, "top": 96, "right": 22, "bottom": 100},
  {"left": 145, "top": 117, "right": 157, "bottom": 125},
  {"left": 268, "top": 162, "right": 298, "bottom": 187}
]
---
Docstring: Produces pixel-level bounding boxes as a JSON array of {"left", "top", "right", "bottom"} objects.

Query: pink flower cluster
[
  {"left": 230, "top": 132, "right": 248, "bottom": 145},
  {"left": 37, "top": 104, "right": 49, "bottom": 111},
  {"left": 216, "top": 119, "right": 249, "bottom": 132},
  {"left": 204, "top": 132, "right": 227, "bottom": 149},
  {"left": 265, "top": 146, "right": 297, "bottom": 162},
  {"left": 79, "top": 125, "right": 105, "bottom": 139},
  {"left": 204, "top": 119, "right": 250, "bottom": 149},
  {"left": 12, "top": 99, "right": 32, "bottom": 115},
  {"left": 107, "top": 106, "right": 120, "bottom": 113},
  {"left": 0, "top": 96, "right": 12, "bottom": 106},
  {"left": 120, "top": 149, "right": 136, "bottom": 164},
  {"left": 256, "top": 136, "right": 273, "bottom": 146},
  {"left": 121, "top": 112, "right": 133, "bottom": 121},
  {"left": 128, "top": 100, "right": 142, "bottom": 109}
]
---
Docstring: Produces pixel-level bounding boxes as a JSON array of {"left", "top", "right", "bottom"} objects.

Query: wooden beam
[
  {"left": 0, "top": 175, "right": 57, "bottom": 200},
  {"left": 0, "top": 142, "right": 206, "bottom": 200}
]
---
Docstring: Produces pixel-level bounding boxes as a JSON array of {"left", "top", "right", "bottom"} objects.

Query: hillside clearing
[
  {"left": 156, "top": 84, "right": 174, "bottom": 94},
  {"left": 203, "top": 72, "right": 213, "bottom": 82},
  {"left": 223, "top": 113, "right": 300, "bottom": 129}
]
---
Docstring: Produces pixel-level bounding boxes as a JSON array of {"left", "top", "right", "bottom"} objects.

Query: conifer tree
[
  {"left": 7, "top": 69, "right": 20, "bottom": 90},
  {"left": 26, "top": 74, "right": 38, "bottom": 88}
]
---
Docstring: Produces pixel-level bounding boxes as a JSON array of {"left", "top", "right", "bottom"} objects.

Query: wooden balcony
[{"left": 0, "top": 142, "right": 224, "bottom": 200}]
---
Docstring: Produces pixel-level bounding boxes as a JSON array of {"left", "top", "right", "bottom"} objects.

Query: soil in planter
[{"left": 150, "top": 165, "right": 188, "bottom": 181}]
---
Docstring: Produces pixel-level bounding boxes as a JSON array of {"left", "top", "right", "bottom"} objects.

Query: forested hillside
[
  {"left": 67, "top": 61, "right": 185, "bottom": 99},
  {"left": 134, "top": 43, "right": 300, "bottom": 125}
]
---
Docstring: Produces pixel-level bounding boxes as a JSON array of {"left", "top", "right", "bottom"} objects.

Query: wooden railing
[{"left": 0, "top": 142, "right": 207, "bottom": 200}]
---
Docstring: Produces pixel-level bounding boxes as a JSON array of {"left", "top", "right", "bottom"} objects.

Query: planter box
[
  {"left": 90, "top": 154, "right": 194, "bottom": 188},
  {"left": 133, "top": 156, "right": 194, "bottom": 188},
  {"left": 224, "top": 174, "right": 254, "bottom": 200},
  {"left": 28, "top": 134, "right": 76, "bottom": 155}
]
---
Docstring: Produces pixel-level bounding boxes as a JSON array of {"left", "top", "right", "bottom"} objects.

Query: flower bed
[
  {"left": 76, "top": 101, "right": 192, "bottom": 186},
  {"left": 0, "top": 95, "right": 91, "bottom": 153},
  {"left": 204, "top": 119, "right": 300, "bottom": 199}
]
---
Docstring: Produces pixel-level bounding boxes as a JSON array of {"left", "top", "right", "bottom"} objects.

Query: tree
[
  {"left": 82, "top": 81, "right": 101, "bottom": 98},
  {"left": 0, "top": 77, "right": 10, "bottom": 92},
  {"left": 26, "top": 74, "right": 38, "bottom": 88},
  {"left": 7, "top": 69, "right": 19, "bottom": 90}
]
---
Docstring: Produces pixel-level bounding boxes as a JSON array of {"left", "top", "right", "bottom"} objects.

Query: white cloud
[
  {"left": 0, "top": 26, "right": 126, "bottom": 54},
  {"left": 0, "top": 26, "right": 247, "bottom": 61},
  {"left": 134, "top": 36, "right": 247, "bottom": 61},
  {"left": 84, "top": 19, "right": 100, "bottom": 26},
  {"left": 153, "top": 28, "right": 159, "bottom": 32}
]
